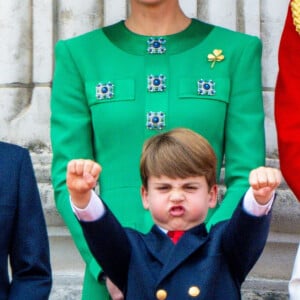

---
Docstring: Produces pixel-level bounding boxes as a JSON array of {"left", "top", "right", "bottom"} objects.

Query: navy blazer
[
  {"left": 81, "top": 199, "right": 271, "bottom": 300},
  {"left": 0, "top": 142, "right": 52, "bottom": 299}
]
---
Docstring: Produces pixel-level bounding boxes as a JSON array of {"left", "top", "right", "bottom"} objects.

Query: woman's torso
[{"left": 63, "top": 19, "right": 261, "bottom": 231}]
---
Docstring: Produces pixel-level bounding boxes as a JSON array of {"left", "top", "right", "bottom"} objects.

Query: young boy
[{"left": 67, "top": 128, "right": 281, "bottom": 300}]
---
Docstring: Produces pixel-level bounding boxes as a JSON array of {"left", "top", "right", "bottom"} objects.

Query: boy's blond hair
[{"left": 140, "top": 128, "right": 217, "bottom": 189}]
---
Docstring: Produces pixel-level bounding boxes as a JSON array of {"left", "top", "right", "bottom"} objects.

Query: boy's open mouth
[{"left": 169, "top": 205, "right": 185, "bottom": 217}]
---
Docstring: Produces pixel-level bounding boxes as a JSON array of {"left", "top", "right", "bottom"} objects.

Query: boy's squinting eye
[
  {"left": 156, "top": 185, "right": 170, "bottom": 191},
  {"left": 185, "top": 185, "right": 198, "bottom": 191}
]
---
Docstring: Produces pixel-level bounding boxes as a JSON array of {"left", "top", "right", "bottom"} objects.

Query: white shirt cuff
[
  {"left": 70, "top": 190, "right": 105, "bottom": 221},
  {"left": 243, "top": 187, "right": 274, "bottom": 216}
]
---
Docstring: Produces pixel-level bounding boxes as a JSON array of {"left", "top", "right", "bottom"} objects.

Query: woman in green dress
[{"left": 51, "top": 0, "right": 265, "bottom": 299}]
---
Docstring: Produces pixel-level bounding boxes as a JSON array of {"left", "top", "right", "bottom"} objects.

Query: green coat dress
[{"left": 51, "top": 19, "right": 265, "bottom": 299}]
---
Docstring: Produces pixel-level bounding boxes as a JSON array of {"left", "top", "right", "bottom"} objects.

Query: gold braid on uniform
[{"left": 291, "top": 0, "right": 300, "bottom": 34}]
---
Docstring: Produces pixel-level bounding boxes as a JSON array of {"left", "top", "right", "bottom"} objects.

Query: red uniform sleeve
[{"left": 275, "top": 0, "right": 300, "bottom": 201}]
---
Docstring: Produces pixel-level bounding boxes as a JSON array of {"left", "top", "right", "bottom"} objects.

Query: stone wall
[{"left": 0, "top": 0, "right": 297, "bottom": 299}]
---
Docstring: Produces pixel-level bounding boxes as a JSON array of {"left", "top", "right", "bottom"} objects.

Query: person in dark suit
[
  {"left": 0, "top": 142, "right": 52, "bottom": 299},
  {"left": 66, "top": 128, "right": 280, "bottom": 300}
]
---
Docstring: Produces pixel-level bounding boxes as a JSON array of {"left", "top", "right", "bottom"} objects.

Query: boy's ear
[
  {"left": 141, "top": 185, "right": 150, "bottom": 210},
  {"left": 208, "top": 184, "right": 218, "bottom": 209}
]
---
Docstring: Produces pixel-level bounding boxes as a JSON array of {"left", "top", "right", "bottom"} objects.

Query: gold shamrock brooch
[{"left": 207, "top": 49, "right": 224, "bottom": 68}]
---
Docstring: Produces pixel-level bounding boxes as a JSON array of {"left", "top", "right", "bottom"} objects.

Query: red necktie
[{"left": 167, "top": 230, "right": 185, "bottom": 244}]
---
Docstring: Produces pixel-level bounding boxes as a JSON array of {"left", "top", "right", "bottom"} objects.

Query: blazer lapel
[
  {"left": 143, "top": 226, "right": 175, "bottom": 264},
  {"left": 159, "top": 224, "right": 209, "bottom": 281},
  {"left": 143, "top": 224, "right": 209, "bottom": 282}
]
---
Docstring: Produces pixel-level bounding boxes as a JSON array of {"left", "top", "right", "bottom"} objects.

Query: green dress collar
[{"left": 102, "top": 18, "right": 214, "bottom": 55}]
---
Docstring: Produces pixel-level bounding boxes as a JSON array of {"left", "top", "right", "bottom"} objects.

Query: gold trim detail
[{"left": 291, "top": 0, "right": 300, "bottom": 34}]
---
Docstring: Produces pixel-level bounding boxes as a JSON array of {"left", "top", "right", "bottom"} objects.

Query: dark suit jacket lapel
[
  {"left": 143, "top": 225, "right": 209, "bottom": 282},
  {"left": 143, "top": 226, "right": 174, "bottom": 264}
]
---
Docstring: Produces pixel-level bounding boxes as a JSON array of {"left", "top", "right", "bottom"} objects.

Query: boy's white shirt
[{"left": 71, "top": 187, "right": 274, "bottom": 222}]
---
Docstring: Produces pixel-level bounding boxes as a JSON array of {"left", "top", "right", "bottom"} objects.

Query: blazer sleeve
[
  {"left": 50, "top": 40, "right": 102, "bottom": 280},
  {"left": 9, "top": 149, "right": 52, "bottom": 299},
  {"left": 207, "top": 37, "right": 265, "bottom": 227},
  {"left": 80, "top": 207, "right": 131, "bottom": 293},
  {"left": 275, "top": 1, "right": 300, "bottom": 201},
  {"left": 221, "top": 199, "right": 271, "bottom": 283}
]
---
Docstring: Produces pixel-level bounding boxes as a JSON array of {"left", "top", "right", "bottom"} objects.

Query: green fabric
[
  {"left": 50, "top": 19, "right": 265, "bottom": 299},
  {"left": 82, "top": 271, "right": 109, "bottom": 300}
]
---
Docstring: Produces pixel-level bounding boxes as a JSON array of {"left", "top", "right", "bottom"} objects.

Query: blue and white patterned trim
[
  {"left": 148, "top": 75, "right": 166, "bottom": 92},
  {"left": 197, "top": 79, "right": 216, "bottom": 96},
  {"left": 146, "top": 112, "right": 165, "bottom": 130},
  {"left": 96, "top": 82, "right": 114, "bottom": 100},
  {"left": 147, "top": 37, "right": 166, "bottom": 54}
]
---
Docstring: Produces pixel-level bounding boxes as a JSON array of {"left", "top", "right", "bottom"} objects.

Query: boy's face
[{"left": 141, "top": 175, "right": 217, "bottom": 231}]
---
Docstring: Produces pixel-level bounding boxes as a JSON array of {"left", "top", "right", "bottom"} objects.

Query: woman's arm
[
  {"left": 207, "top": 37, "right": 265, "bottom": 228},
  {"left": 51, "top": 40, "right": 101, "bottom": 280}
]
